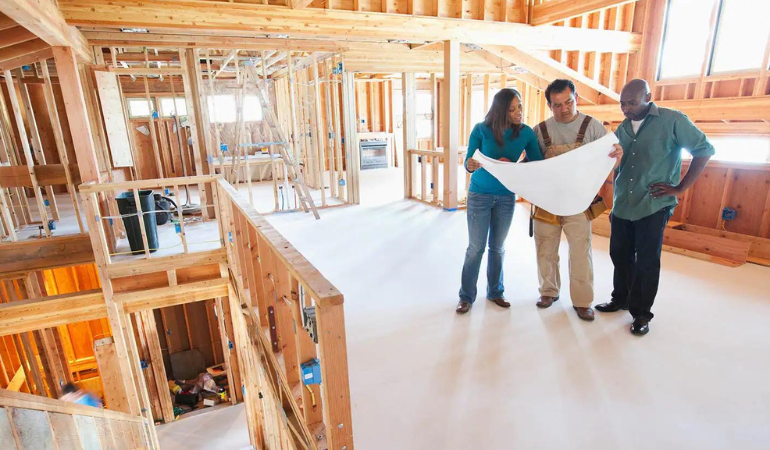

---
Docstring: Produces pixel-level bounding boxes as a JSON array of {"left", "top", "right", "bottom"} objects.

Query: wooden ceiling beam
[
  {"left": 480, "top": 44, "right": 621, "bottom": 104},
  {"left": 0, "top": 290, "right": 106, "bottom": 337},
  {"left": 0, "top": 47, "right": 52, "bottom": 71},
  {"left": 119, "top": 278, "right": 230, "bottom": 314},
  {"left": 0, "top": 26, "right": 36, "bottom": 49},
  {"left": 531, "top": 0, "right": 640, "bottom": 26},
  {"left": 213, "top": 48, "right": 238, "bottom": 79},
  {"left": 0, "top": 13, "right": 16, "bottom": 31},
  {"left": 0, "top": 38, "right": 49, "bottom": 64},
  {"left": 0, "top": 0, "right": 91, "bottom": 62},
  {"left": 466, "top": 48, "right": 552, "bottom": 91},
  {"left": 84, "top": 31, "right": 406, "bottom": 53},
  {"left": 105, "top": 249, "right": 227, "bottom": 278},
  {"left": 0, "top": 234, "right": 94, "bottom": 276},
  {"left": 61, "top": 0, "right": 642, "bottom": 53},
  {"left": 581, "top": 97, "right": 770, "bottom": 123}
]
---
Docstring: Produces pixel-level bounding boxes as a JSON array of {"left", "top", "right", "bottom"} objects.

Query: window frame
[
  {"left": 126, "top": 97, "right": 155, "bottom": 119},
  {"left": 657, "top": 0, "right": 770, "bottom": 81}
]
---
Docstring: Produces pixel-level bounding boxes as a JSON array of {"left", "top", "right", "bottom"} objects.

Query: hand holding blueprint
[{"left": 472, "top": 133, "right": 619, "bottom": 216}]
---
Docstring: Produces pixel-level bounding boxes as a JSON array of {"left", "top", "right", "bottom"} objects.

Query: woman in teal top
[{"left": 457, "top": 88, "right": 543, "bottom": 314}]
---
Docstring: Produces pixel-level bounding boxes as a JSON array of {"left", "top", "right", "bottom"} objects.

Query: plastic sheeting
[{"left": 472, "top": 133, "right": 619, "bottom": 216}]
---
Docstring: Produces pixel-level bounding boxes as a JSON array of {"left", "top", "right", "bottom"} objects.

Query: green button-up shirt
[{"left": 613, "top": 103, "right": 715, "bottom": 221}]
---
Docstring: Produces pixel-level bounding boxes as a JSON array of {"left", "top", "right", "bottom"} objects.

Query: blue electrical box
[
  {"left": 722, "top": 207, "right": 738, "bottom": 221},
  {"left": 301, "top": 359, "right": 322, "bottom": 385},
  {"left": 221, "top": 143, "right": 228, "bottom": 152}
]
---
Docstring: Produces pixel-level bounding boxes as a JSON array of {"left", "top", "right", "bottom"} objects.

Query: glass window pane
[
  {"left": 711, "top": 0, "right": 770, "bottom": 73},
  {"left": 659, "top": 0, "right": 718, "bottom": 79},
  {"left": 207, "top": 95, "right": 236, "bottom": 123},
  {"left": 173, "top": 98, "right": 187, "bottom": 117},
  {"left": 243, "top": 96, "right": 263, "bottom": 122},
  {"left": 127, "top": 99, "right": 151, "bottom": 118},
  {"left": 159, "top": 97, "right": 175, "bottom": 117},
  {"left": 708, "top": 136, "right": 770, "bottom": 163}
]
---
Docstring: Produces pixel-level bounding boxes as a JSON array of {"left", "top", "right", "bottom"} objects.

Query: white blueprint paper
[{"left": 472, "top": 133, "right": 619, "bottom": 216}]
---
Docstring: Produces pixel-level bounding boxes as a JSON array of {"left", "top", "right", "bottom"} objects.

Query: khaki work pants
[{"left": 534, "top": 213, "right": 594, "bottom": 308}]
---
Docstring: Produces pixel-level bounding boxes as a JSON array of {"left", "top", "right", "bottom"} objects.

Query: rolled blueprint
[{"left": 472, "top": 133, "right": 619, "bottom": 216}]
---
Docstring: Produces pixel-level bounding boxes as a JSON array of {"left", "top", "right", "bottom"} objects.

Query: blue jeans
[{"left": 459, "top": 192, "right": 515, "bottom": 304}]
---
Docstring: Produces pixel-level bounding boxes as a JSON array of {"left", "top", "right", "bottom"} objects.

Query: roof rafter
[
  {"left": 0, "top": 0, "right": 91, "bottom": 62},
  {"left": 532, "top": 0, "right": 640, "bottom": 26},
  {"left": 479, "top": 44, "right": 620, "bottom": 104},
  {"left": 61, "top": 0, "right": 642, "bottom": 53}
]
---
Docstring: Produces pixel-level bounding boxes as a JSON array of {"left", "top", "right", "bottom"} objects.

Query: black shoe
[
  {"left": 595, "top": 301, "right": 629, "bottom": 313},
  {"left": 630, "top": 318, "right": 649, "bottom": 336}
]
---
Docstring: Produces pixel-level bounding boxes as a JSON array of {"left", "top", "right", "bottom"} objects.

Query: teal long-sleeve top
[{"left": 464, "top": 123, "right": 543, "bottom": 196}]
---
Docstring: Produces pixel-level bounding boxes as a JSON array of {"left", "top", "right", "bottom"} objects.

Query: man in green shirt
[{"left": 595, "top": 79, "right": 714, "bottom": 336}]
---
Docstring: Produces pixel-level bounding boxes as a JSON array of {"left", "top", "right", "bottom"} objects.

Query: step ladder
[{"left": 243, "top": 63, "right": 320, "bottom": 220}]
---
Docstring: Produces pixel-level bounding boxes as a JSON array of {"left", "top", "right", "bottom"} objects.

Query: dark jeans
[
  {"left": 459, "top": 192, "right": 515, "bottom": 304},
  {"left": 609, "top": 207, "right": 671, "bottom": 321}
]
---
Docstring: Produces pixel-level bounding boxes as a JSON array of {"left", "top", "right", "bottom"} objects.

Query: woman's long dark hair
[{"left": 484, "top": 88, "right": 522, "bottom": 146}]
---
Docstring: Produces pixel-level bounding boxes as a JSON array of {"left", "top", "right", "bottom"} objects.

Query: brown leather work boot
[
  {"left": 456, "top": 301, "right": 472, "bottom": 314},
  {"left": 574, "top": 306, "right": 595, "bottom": 321},
  {"left": 536, "top": 296, "right": 559, "bottom": 308},
  {"left": 488, "top": 297, "right": 511, "bottom": 308}
]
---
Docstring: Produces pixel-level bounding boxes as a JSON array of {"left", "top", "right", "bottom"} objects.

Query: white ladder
[{"left": 243, "top": 64, "right": 319, "bottom": 220}]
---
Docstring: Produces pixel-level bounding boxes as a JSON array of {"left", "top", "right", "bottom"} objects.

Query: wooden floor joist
[{"left": 0, "top": 234, "right": 94, "bottom": 275}]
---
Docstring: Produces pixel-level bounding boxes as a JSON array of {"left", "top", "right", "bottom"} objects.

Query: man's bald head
[{"left": 619, "top": 79, "right": 653, "bottom": 121}]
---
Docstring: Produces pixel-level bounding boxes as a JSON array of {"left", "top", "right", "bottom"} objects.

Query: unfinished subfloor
[{"left": 161, "top": 167, "right": 770, "bottom": 450}]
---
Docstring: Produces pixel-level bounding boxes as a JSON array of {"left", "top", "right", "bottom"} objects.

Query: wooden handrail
[
  {"left": 0, "top": 389, "right": 145, "bottom": 423},
  {"left": 216, "top": 178, "right": 343, "bottom": 305},
  {"left": 79, "top": 174, "right": 222, "bottom": 193}
]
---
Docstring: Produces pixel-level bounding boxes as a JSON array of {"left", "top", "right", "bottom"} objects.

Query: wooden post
[
  {"left": 15, "top": 68, "right": 60, "bottom": 222},
  {"left": 464, "top": 73, "right": 472, "bottom": 145},
  {"left": 139, "top": 310, "right": 175, "bottom": 423},
  {"left": 402, "top": 72, "right": 416, "bottom": 199},
  {"left": 81, "top": 192, "right": 158, "bottom": 447},
  {"left": 141, "top": 59, "right": 164, "bottom": 179},
  {"left": 52, "top": 47, "right": 100, "bottom": 183},
  {"left": 24, "top": 273, "right": 67, "bottom": 398},
  {"left": 40, "top": 62, "right": 85, "bottom": 234},
  {"left": 331, "top": 58, "right": 345, "bottom": 202},
  {"left": 316, "top": 300, "right": 353, "bottom": 450},
  {"left": 180, "top": 48, "right": 211, "bottom": 220},
  {"left": 312, "top": 53, "right": 327, "bottom": 207},
  {"left": 323, "top": 60, "right": 337, "bottom": 199},
  {"left": 260, "top": 51, "right": 278, "bottom": 211},
  {"left": 340, "top": 70, "right": 360, "bottom": 204},
  {"left": 94, "top": 337, "right": 131, "bottom": 413},
  {"left": 442, "top": 41, "right": 460, "bottom": 210},
  {"left": 3, "top": 71, "right": 51, "bottom": 236}
]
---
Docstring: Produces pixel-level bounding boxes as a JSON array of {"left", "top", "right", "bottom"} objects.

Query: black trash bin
[{"left": 116, "top": 190, "right": 159, "bottom": 254}]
